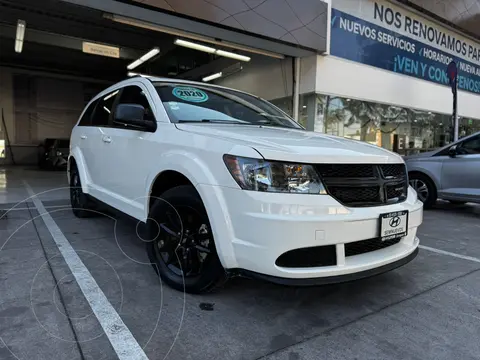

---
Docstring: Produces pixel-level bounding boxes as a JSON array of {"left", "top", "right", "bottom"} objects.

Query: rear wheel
[
  {"left": 409, "top": 173, "right": 437, "bottom": 209},
  {"left": 146, "top": 185, "right": 227, "bottom": 294},
  {"left": 70, "top": 164, "right": 97, "bottom": 218}
]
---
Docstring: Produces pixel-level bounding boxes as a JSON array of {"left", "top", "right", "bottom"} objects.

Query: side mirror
[
  {"left": 448, "top": 145, "right": 458, "bottom": 158},
  {"left": 114, "top": 104, "right": 156, "bottom": 132}
]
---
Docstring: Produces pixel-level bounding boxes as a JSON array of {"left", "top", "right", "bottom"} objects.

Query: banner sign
[{"left": 330, "top": 4, "right": 480, "bottom": 95}]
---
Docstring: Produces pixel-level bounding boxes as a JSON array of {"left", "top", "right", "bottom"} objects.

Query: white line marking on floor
[
  {"left": 0, "top": 205, "right": 71, "bottom": 211},
  {"left": 23, "top": 181, "right": 149, "bottom": 360},
  {"left": 419, "top": 245, "right": 480, "bottom": 264}
]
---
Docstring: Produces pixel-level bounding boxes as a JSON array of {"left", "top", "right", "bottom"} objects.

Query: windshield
[{"left": 154, "top": 82, "right": 302, "bottom": 129}]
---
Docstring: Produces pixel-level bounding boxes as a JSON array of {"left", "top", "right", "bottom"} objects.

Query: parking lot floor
[{"left": 1, "top": 167, "right": 479, "bottom": 360}]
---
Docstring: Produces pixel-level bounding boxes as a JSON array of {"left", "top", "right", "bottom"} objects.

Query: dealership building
[{"left": 1, "top": 0, "right": 479, "bottom": 164}]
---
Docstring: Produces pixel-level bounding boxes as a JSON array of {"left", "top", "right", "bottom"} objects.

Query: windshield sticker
[{"left": 172, "top": 87, "right": 209, "bottom": 103}]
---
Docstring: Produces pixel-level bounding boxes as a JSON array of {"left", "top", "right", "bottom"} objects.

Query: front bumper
[
  {"left": 199, "top": 184, "right": 423, "bottom": 280},
  {"left": 238, "top": 247, "right": 419, "bottom": 286}
]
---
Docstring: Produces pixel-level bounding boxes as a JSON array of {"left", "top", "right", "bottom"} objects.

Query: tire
[
  {"left": 146, "top": 185, "right": 227, "bottom": 294},
  {"left": 448, "top": 200, "right": 467, "bottom": 205},
  {"left": 409, "top": 173, "right": 437, "bottom": 209},
  {"left": 70, "top": 164, "right": 98, "bottom": 218}
]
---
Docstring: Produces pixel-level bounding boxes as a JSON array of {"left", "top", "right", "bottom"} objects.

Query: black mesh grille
[
  {"left": 276, "top": 246, "right": 337, "bottom": 268},
  {"left": 315, "top": 164, "right": 407, "bottom": 207},
  {"left": 380, "top": 164, "right": 406, "bottom": 178},
  {"left": 328, "top": 186, "right": 380, "bottom": 205},
  {"left": 345, "top": 237, "right": 402, "bottom": 257},
  {"left": 316, "top": 164, "right": 375, "bottom": 178},
  {"left": 386, "top": 184, "right": 406, "bottom": 199}
]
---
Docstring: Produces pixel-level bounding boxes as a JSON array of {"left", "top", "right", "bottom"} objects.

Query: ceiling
[
  {"left": 401, "top": 0, "right": 480, "bottom": 39},
  {"left": 0, "top": 0, "right": 238, "bottom": 81}
]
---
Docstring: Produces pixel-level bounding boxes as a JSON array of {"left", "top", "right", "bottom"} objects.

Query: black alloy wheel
[{"left": 146, "top": 185, "right": 226, "bottom": 294}]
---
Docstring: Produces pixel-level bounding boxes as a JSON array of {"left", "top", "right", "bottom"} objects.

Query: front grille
[
  {"left": 328, "top": 186, "right": 380, "bottom": 204},
  {"left": 345, "top": 237, "right": 402, "bottom": 257},
  {"left": 381, "top": 164, "right": 406, "bottom": 178},
  {"left": 316, "top": 164, "right": 407, "bottom": 207},
  {"left": 276, "top": 246, "right": 337, "bottom": 268},
  {"left": 316, "top": 164, "right": 375, "bottom": 178}
]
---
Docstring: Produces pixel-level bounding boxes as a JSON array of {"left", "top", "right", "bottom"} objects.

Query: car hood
[
  {"left": 403, "top": 151, "right": 436, "bottom": 161},
  {"left": 176, "top": 124, "right": 403, "bottom": 164}
]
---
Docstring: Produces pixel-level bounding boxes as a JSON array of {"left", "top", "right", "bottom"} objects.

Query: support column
[{"left": 293, "top": 57, "right": 300, "bottom": 122}]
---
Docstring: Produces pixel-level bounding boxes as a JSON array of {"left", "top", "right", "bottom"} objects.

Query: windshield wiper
[{"left": 177, "top": 119, "right": 249, "bottom": 124}]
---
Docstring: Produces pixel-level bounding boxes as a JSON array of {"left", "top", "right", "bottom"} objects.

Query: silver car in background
[{"left": 405, "top": 131, "right": 480, "bottom": 208}]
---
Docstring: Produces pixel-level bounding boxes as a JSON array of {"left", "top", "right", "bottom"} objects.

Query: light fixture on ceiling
[
  {"left": 174, "top": 39, "right": 215, "bottom": 53},
  {"left": 215, "top": 49, "right": 251, "bottom": 62},
  {"left": 174, "top": 39, "right": 251, "bottom": 62},
  {"left": 428, "top": 111, "right": 432, "bottom": 114},
  {"left": 127, "top": 47, "right": 160, "bottom": 70},
  {"left": 105, "top": 14, "right": 285, "bottom": 59},
  {"left": 346, "top": 98, "right": 351, "bottom": 102},
  {"left": 203, "top": 72, "right": 223, "bottom": 82},
  {"left": 15, "top": 20, "right": 26, "bottom": 53},
  {"left": 127, "top": 72, "right": 155, "bottom": 78},
  {"left": 302, "top": 105, "right": 307, "bottom": 108}
]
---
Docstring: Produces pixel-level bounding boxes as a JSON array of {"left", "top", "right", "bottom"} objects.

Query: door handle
[
  {"left": 80, "top": 135, "right": 87, "bottom": 140},
  {"left": 102, "top": 136, "right": 112, "bottom": 143}
]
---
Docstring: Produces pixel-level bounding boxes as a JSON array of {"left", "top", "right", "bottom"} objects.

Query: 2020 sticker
[{"left": 172, "top": 87, "right": 209, "bottom": 103}]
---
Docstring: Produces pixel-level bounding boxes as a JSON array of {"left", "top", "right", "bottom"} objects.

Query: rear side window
[
  {"left": 78, "top": 100, "right": 97, "bottom": 126},
  {"left": 91, "top": 90, "right": 119, "bottom": 127}
]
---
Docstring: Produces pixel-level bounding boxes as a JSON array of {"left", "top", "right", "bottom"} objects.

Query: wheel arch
[
  {"left": 408, "top": 170, "right": 439, "bottom": 191},
  {"left": 148, "top": 170, "right": 197, "bottom": 211},
  {"left": 68, "top": 151, "right": 89, "bottom": 194},
  {"left": 144, "top": 160, "right": 238, "bottom": 269}
]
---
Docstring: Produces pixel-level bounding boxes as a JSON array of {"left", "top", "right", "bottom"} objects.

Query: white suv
[{"left": 68, "top": 77, "right": 423, "bottom": 293}]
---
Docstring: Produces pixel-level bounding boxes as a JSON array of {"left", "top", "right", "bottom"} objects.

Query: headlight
[
  {"left": 223, "top": 155, "right": 327, "bottom": 194},
  {"left": 56, "top": 151, "right": 63, "bottom": 156}
]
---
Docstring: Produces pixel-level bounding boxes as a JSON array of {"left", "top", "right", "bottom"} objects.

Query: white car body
[{"left": 69, "top": 77, "right": 423, "bottom": 287}]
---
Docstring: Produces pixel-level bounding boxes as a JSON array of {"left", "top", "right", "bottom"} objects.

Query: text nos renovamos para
[{"left": 373, "top": 2, "right": 480, "bottom": 63}]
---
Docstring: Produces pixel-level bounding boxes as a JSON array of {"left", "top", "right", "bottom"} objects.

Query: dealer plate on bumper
[{"left": 380, "top": 210, "right": 408, "bottom": 241}]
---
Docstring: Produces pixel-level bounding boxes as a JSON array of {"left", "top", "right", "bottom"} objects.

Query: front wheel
[
  {"left": 409, "top": 173, "right": 437, "bottom": 209},
  {"left": 146, "top": 185, "right": 227, "bottom": 294}
]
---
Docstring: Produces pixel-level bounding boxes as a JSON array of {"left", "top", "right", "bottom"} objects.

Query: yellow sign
[{"left": 82, "top": 42, "right": 120, "bottom": 58}]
